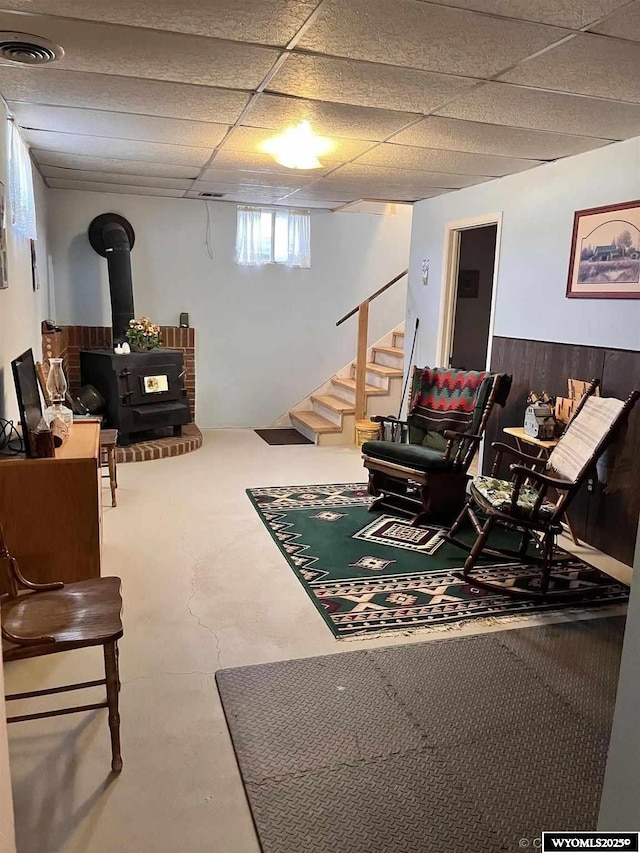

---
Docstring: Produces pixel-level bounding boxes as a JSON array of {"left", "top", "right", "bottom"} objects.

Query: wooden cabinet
[{"left": 0, "top": 422, "right": 102, "bottom": 592}]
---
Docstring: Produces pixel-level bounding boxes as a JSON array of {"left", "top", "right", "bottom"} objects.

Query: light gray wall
[
  {"left": 598, "top": 524, "right": 640, "bottom": 831},
  {"left": 408, "top": 137, "right": 640, "bottom": 368},
  {"left": 47, "top": 191, "right": 412, "bottom": 427}
]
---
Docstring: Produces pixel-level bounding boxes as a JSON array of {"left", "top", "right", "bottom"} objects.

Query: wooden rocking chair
[
  {"left": 446, "top": 380, "right": 639, "bottom": 597},
  {"left": 1, "top": 523, "right": 124, "bottom": 772}
]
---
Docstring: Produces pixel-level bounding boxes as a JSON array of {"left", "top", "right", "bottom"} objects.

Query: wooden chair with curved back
[
  {"left": 1, "top": 523, "right": 124, "bottom": 772},
  {"left": 446, "top": 380, "right": 639, "bottom": 597}
]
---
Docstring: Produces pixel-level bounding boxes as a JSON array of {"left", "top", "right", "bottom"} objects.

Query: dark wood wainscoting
[{"left": 487, "top": 336, "right": 640, "bottom": 566}]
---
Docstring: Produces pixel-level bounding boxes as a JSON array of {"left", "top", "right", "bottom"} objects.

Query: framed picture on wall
[
  {"left": 567, "top": 199, "right": 640, "bottom": 299},
  {"left": 0, "top": 182, "right": 7, "bottom": 290}
]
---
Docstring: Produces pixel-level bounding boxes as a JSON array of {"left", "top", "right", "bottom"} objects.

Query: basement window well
[{"left": 235, "top": 206, "right": 310, "bottom": 268}]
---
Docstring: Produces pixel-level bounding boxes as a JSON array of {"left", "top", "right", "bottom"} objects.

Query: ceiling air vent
[
  {"left": 198, "top": 192, "right": 224, "bottom": 198},
  {"left": 0, "top": 32, "right": 64, "bottom": 65}
]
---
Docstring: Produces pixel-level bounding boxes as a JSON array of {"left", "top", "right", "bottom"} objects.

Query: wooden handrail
[
  {"left": 335, "top": 269, "right": 409, "bottom": 438},
  {"left": 335, "top": 269, "right": 408, "bottom": 327}
]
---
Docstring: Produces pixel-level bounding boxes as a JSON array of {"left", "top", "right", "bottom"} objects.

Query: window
[
  {"left": 235, "top": 206, "right": 310, "bottom": 268},
  {"left": 9, "top": 122, "right": 37, "bottom": 240}
]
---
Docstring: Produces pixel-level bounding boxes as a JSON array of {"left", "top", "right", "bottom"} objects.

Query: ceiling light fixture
[{"left": 261, "top": 121, "right": 333, "bottom": 170}]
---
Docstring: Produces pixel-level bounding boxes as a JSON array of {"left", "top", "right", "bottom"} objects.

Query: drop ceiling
[{"left": 0, "top": 0, "right": 637, "bottom": 209}]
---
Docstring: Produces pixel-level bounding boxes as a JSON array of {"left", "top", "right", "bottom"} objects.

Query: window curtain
[
  {"left": 286, "top": 209, "right": 311, "bottom": 268},
  {"left": 9, "top": 122, "right": 37, "bottom": 240},
  {"left": 235, "top": 205, "right": 270, "bottom": 266}
]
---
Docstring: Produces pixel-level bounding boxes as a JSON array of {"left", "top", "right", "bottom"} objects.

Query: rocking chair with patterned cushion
[
  {"left": 446, "top": 379, "right": 639, "bottom": 597},
  {"left": 362, "top": 366, "right": 512, "bottom": 524}
]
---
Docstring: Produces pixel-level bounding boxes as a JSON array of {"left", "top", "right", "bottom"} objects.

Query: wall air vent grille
[{"left": 0, "top": 33, "right": 64, "bottom": 65}]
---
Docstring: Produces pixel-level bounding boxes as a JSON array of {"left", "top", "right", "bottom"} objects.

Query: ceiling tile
[
  {"left": 220, "top": 126, "right": 373, "bottom": 162},
  {"left": 298, "top": 0, "right": 568, "bottom": 77},
  {"left": 267, "top": 52, "right": 479, "bottom": 114},
  {"left": 590, "top": 0, "right": 640, "bottom": 41},
  {"left": 189, "top": 185, "right": 306, "bottom": 200},
  {"left": 200, "top": 166, "right": 318, "bottom": 184},
  {"left": 435, "top": 82, "right": 640, "bottom": 139},
  {"left": 499, "top": 33, "right": 640, "bottom": 103},
  {"left": 206, "top": 150, "right": 332, "bottom": 175},
  {"left": 32, "top": 150, "right": 199, "bottom": 178},
  {"left": 217, "top": 189, "right": 301, "bottom": 203},
  {"left": 356, "top": 143, "right": 542, "bottom": 175},
  {"left": 0, "top": 12, "right": 280, "bottom": 88},
  {"left": 390, "top": 115, "right": 611, "bottom": 159},
  {"left": 11, "top": 103, "right": 229, "bottom": 148},
  {"left": 0, "top": 0, "right": 320, "bottom": 46},
  {"left": 275, "top": 198, "right": 344, "bottom": 209},
  {"left": 25, "top": 130, "right": 212, "bottom": 166},
  {"left": 190, "top": 175, "right": 309, "bottom": 195},
  {"left": 278, "top": 186, "right": 362, "bottom": 200},
  {"left": 39, "top": 166, "right": 193, "bottom": 189},
  {"left": 243, "top": 94, "right": 417, "bottom": 141},
  {"left": 0, "top": 67, "right": 250, "bottom": 124},
  {"left": 312, "top": 175, "right": 446, "bottom": 199},
  {"left": 329, "top": 163, "right": 491, "bottom": 188},
  {"left": 418, "top": 0, "right": 629, "bottom": 29},
  {"left": 47, "top": 178, "right": 185, "bottom": 197}
]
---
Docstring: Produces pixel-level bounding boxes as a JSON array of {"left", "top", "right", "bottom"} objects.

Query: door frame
[{"left": 435, "top": 212, "right": 503, "bottom": 371}]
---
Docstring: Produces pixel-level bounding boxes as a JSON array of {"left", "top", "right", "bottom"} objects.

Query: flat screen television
[{"left": 11, "top": 348, "right": 43, "bottom": 457}]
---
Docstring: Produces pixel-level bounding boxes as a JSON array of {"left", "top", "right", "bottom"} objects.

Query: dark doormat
[
  {"left": 216, "top": 616, "right": 625, "bottom": 853},
  {"left": 246, "top": 483, "right": 629, "bottom": 638},
  {"left": 255, "top": 428, "right": 313, "bottom": 445}
]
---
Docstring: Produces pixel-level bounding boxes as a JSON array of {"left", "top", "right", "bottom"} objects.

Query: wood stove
[
  {"left": 82, "top": 212, "right": 191, "bottom": 446},
  {"left": 80, "top": 349, "right": 190, "bottom": 446}
]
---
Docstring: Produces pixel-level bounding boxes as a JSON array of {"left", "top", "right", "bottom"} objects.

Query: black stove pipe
[{"left": 88, "top": 213, "right": 136, "bottom": 343}]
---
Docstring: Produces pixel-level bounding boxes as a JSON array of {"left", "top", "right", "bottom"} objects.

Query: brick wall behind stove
[{"left": 42, "top": 325, "right": 196, "bottom": 422}]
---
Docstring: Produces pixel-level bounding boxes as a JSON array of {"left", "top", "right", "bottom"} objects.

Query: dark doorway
[{"left": 450, "top": 224, "right": 497, "bottom": 371}]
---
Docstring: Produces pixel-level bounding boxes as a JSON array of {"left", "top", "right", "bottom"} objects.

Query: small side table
[
  {"left": 100, "top": 429, "right": 118, "bottom": 508},
  {"left": 502, "top": 427, "right": 579, "bottom": 545}
]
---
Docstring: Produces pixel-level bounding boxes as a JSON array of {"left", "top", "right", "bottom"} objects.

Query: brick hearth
[
  {"left": 42, "top": 323, "right": 200, "bottom": 462},
  {"left": 115, "top": 424, "right": 202, "bottom": 463},
  {"left": 42, "top": 324, "right": 196, "bottom": 421}
]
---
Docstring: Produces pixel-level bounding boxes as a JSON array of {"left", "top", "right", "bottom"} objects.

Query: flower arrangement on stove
[{"left": 125, "top": 316, "right": 162, "bottom": 351}]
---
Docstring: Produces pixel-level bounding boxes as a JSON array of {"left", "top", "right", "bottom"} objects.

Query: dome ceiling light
[{"left": 261, "top": 121, "right": 333, "bottom": 170}]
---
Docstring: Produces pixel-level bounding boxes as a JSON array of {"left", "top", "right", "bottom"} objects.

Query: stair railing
[{"left": 335, "top": 269, "right": 408, "bottom": 424}]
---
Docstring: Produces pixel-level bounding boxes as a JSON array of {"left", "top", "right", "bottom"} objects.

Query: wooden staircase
[{"left": 289, "top": 326, "right": 405, "bottom": 445}]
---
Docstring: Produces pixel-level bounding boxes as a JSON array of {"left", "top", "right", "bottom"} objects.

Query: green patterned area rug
[{"left": 247, "top": 483, "right": 629, "bottom": 638}]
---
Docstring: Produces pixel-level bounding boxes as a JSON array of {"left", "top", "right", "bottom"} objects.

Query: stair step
[
  {"left": 290, "top": 410, "right": 341, "bottom": 434},
  {"left": 358, "top": 361, "right": 403, "bottom": 377},
  {"left": 332, "top": 377, "right": 387, "bottom": 396},
  {"left": 373, "top": 345, "right": 404, "bottom": 358},
  {"left": 394, "top": 328, "right": 404, "bottom": 337},
  {"left": 311, "top": 394, "right": 355, "bottom": 414}
]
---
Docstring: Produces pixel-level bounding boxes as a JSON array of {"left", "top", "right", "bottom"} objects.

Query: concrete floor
[{"left": 4, "top": 430, "right": 631, "bottom": 853}]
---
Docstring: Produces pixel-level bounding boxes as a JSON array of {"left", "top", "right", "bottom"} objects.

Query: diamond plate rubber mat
[{"left": 216, "top": 617, "right": 625, "bottom": 853}]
